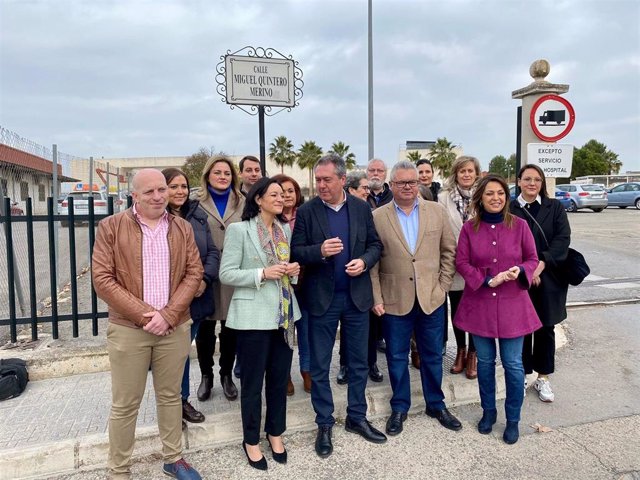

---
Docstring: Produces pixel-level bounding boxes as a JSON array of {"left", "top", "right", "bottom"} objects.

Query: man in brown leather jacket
[{"left": 92, "top": 169, "right": 204, "bottom": 480}]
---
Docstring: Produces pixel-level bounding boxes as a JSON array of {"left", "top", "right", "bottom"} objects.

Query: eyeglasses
[
  {"left": 521, "top": 177, "right": 543, "bottom": 184},
  {"left": 392, "top": 180, "right": 418, "bottom": 188},
  {"left": 358, "top": 185, "right": 371, "bottom": 191}
]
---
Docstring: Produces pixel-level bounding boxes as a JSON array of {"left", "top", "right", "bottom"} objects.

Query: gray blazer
[{"left": 219, "top": 217, "right": 301, "bottom": 330}]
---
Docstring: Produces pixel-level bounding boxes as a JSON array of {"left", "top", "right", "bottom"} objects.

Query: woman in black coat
[
  {"left": 163, "top": 168, "right": 221, "bottom": 422},
  {"left": 510, "top": 164, "right": 570, "bottom": 403}
]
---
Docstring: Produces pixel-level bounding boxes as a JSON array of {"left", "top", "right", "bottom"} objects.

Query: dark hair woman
[
  {"left": 194, "top": 155, "right": 245, "bottom": 402},
  {"left": 454, "top": 175, "right": 541, "bottom": 444},
  {"left": 271, "top": 174, "right": 311, "bottom": 395},
  {"left": 416, "top": 159, "right": 442, "bottom": 202},
  {"left": 510, "top": 164, "right": 570, "bottom": 403},
  {"left": 219, "top": 177, "right": 301, "bottom": 470},
  {"left": 161, "top": 168, "right": 221, "bottom": 424}
]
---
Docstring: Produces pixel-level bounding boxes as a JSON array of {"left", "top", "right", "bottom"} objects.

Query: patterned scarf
[
  {"left": 451, "top": 186, "right": 474, "bottom": 222},
  {"left": 256, "top": 216, "right": 295, "bottom": 349}
]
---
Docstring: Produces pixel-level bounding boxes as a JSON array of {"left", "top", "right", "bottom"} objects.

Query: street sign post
[
  {"left": 216, "top": 47, "right": 303, "bottom": 173},
  {"left": 530, "top": 94, "right": 575, "bottom": 142},
  {"left": 526, "top": 143, "right": 574, "bottom": 177}
]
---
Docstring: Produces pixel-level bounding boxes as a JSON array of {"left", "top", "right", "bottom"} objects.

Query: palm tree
[
  {"left": 297, "top": 141, "right": 323, "bottom": 197},
  {"left": 428, "top": 137, "right": 457, "bottom": 178},
  {"left": 269, "top": 135, "right": 296, "bottom": 174},
  {"left": 406, "top": 150, "right": 422, "bottom": 163},
  {"left": 329, "top": 141, "right": 356, "bottom": 170}
]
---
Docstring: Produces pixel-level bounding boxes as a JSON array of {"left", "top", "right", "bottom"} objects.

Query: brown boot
[
  {"left": 465, "top": 351, "right": 478, "bottom": 379},
  {"left": 287, "top": 375, "right": 295, "bottom": 396},
  {"left": 450, "top": 347, "right": 467, "bottom": 374},
  {"left": 301, "top": 371, "right": 312, "bottom": 393}
]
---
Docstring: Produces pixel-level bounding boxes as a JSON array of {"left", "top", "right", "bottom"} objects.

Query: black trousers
[
  {"left": 523, "top": 325, "right": 555, "bottom": 375},
  {"left": 195, "top": 320, "right": 237, "bottom": 377},
  {"left": 339, "top": 311, "right": 379, "bottom": 367},
  {"left": 449, "top": 290, "right": 475, "bottom": 352},
  {"left": 236, "top": 329, "right": 293, "bottom": 445}
]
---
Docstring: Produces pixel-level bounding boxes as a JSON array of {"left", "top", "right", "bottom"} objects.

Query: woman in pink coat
[{"left": 454, "top": 175, "right": 541, "bottom": 444}]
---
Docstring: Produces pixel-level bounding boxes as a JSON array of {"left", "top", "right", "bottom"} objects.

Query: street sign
[
  {"left": 527, "top": 143, "right": 574, "bottom": 177},
  {"left": 530, "top": 94, "right": 575, "bottom": 142},
  {"left": 224, "top": 55, "right": 295, "bottom": 107}
]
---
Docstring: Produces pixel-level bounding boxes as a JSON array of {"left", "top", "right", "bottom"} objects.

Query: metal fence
[
  {"left": 0, "top": 194, "right": 128, "bottom": 343},
  {"left": 0, "top": 126, "right": 136, "bottom": 343}
]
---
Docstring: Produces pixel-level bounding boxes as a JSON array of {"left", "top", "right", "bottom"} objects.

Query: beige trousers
[{"left": 106, "top": 321, "right": 191, "bottom": 475}]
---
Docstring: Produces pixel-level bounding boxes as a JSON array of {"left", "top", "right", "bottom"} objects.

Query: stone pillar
[{"left": 512, "top": 60, "right": 570, "bottom": 195}]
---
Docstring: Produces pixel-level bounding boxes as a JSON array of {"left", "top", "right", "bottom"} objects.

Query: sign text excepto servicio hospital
[{"left": 526, "top": 143, "right": 574, "bottom": 178}]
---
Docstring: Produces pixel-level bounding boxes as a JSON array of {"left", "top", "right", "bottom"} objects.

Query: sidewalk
[{"left": 0, "top": 337, "right": 512, "bottom": 480}]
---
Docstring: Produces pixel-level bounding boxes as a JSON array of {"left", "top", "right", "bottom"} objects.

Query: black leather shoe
[
  {"left": 196, "top": 374, "right": 213, "bottom": 401},
  {"left": 221, "top": 374, "right": 238, "bottom": 401},
  {"left": 385, "top": 411, "right": 407, "bottom": 436},
  {"left": 336, "top": 365, "right": 348, "bottom": 385},
  {"left": 368, "top": 363, "right": 383, "bottom": 382},
  {"left": 345, "top": 417, "right": 387, "bottom": 444},
  {"left": 182, "top": 400, "right": 205, "bottom": 423},
  {"left": 376, "top": 339, "right": 387, "bottom": 353},
  {"left": 315, "top": 426, "right": 333, "bottom": 458},
  {"left": 425, "top": 406, "right": 462, "bottom": 431}
]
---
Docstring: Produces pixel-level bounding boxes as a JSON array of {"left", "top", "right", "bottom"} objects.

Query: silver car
[{"left": 556, "top": 184, "right": 608, "bottom": 212}]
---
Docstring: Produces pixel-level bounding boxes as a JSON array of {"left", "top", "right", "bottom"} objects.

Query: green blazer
[{"left": 219, "top": 217, "right": 301, "bottom": 330}]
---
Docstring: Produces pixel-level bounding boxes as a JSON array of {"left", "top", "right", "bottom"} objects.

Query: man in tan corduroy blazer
[{"left": 370, "top": 161, "right": 462, "bottom": 437}]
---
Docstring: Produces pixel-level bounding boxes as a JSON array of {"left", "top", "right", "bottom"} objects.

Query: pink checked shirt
[{"left": 132, "top": 204, "right": 170, "bottom": 310}]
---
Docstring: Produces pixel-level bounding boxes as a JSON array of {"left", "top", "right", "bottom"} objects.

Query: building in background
[{"left": 0, "top": 144, "right": 78, "bottom": 214}]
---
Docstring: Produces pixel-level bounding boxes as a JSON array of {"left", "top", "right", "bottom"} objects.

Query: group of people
[{"left": 92, "top": 152, "right": 571, "bottom": 479}]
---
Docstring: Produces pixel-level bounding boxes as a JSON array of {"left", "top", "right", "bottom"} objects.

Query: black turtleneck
[{"left": 481, "top": 211, "right": 504, "bottom": 224}]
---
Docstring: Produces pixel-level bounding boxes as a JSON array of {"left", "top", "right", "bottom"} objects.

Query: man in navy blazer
[{"left": 291, "top": 154, "right": 385, "bottom": 458}]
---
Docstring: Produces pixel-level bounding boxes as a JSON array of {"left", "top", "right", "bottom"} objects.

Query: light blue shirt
[{"left": 393, "top": 200, "right": 419, "bottom": 254}]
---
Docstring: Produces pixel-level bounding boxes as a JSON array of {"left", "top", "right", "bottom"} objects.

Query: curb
[
  {"left": 0, "top": 370, "right": 496, "bottom": 480},
  {"left": 0, "top": 325, "right": 569, "bottom": 479}
]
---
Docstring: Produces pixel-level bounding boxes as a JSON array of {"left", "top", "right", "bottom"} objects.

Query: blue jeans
[
  {"left": 296, "top": 307, "right": 310, "bottom": 372},
  {"left": 473, "top": 335, "right": 524, "bottom": 422},
  {"left": 383, "top": 302, "right": 446, "bottom": 413},
  {"left": 308, "top": 291, "right": 369, "bottom": 426},
  {"left": 181, "top": 319, "right": 201, "bottom": 401}
]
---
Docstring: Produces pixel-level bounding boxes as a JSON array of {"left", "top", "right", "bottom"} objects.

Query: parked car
[
  {"left": 9, "top": 200, "right": 24, "bottom": 215},
  {"left": 555, "top": 184, "right": 608, "bottom": 212},
  {"left": 554, "top": 188, "right": 572, "bottom": 210},
  {"left": 59, "top": 191, "right": 108, "bottom": 226},
  {"left": 606, "top": 182, "right": 640, "bottom": 209},
  {"left": 108, "top": 191, "right": 129, "bottom": 213}
]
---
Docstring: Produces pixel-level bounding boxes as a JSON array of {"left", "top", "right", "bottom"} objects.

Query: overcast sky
[{"left": 1, "top": 0, "right": 639, "bottom": 172}]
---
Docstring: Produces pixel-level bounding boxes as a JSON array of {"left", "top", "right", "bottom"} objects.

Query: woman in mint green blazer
[{"left": 220, "top": 177, "right": 301, "bottom": 471}]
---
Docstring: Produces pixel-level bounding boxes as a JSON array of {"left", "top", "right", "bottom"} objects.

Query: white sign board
[
  {"left": 527, "top": 143, "right": 574, "bottom": 177},
  {"left": 225, "top": 55, "right": 295, "bottom": 107}
]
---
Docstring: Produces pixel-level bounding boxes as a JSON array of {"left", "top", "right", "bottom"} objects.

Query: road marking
[
  {"left": 584, "top": 274, "right": 608, "bottom": 281},
  {"left": 598, "top": 282, "right": 640, "bottom": 290}
]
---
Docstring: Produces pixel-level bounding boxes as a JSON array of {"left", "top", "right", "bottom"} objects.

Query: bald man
[{"left": 92, "top": 169, "right": 204, "bottom": 480}]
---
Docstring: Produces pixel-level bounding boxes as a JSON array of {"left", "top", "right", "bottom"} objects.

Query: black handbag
[
  {"left": 556, "top": 247, "right": 590, "bottom": 286},
  {"left": 518, "top": 204, "right": 590, "bottom": 286}
]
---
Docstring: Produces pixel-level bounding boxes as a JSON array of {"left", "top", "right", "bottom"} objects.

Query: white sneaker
[{"left": 534, "top": 378, "right": 555, "bottom": 402}]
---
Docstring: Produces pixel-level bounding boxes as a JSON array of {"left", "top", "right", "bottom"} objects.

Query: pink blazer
[{"left": 454, "top": 217, "right": 542, "bottom": 339}]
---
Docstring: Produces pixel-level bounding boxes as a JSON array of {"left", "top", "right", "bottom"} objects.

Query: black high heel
[
  {"left": 242, "top": 442, "right": 267, "bottom": 470},
  {"left": 266, "top": 434, "right": 288, "bottom": 464}
]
